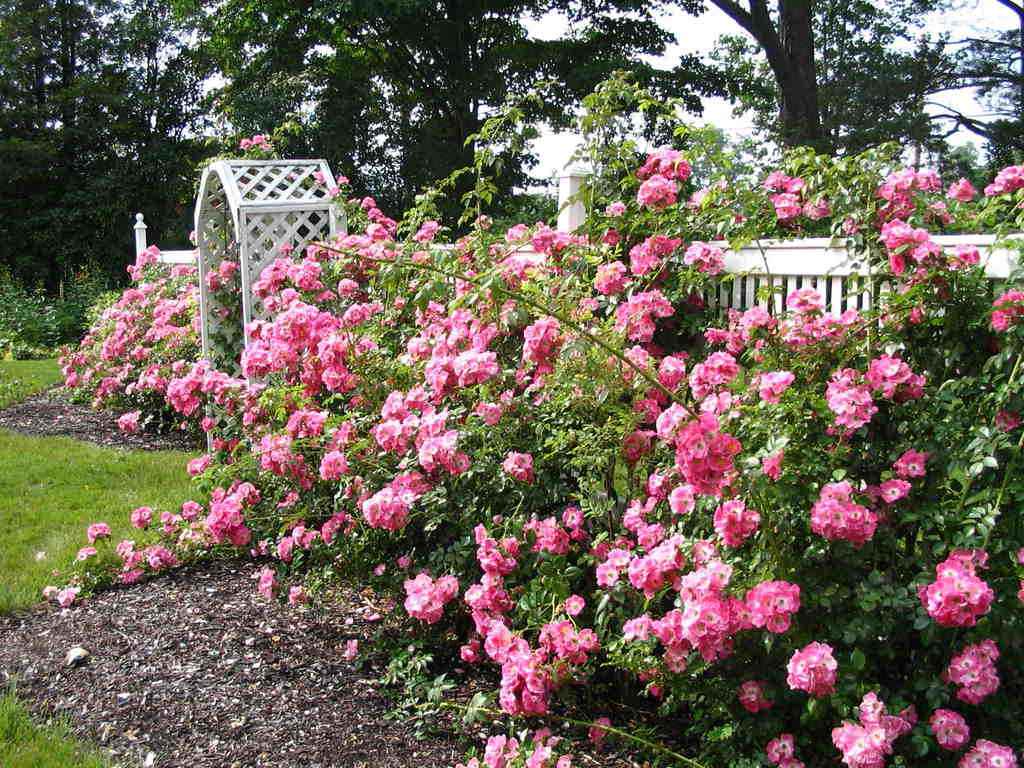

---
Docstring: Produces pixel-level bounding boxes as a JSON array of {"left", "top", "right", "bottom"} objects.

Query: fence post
[
  {"left": 133, "top": 212, "right": 148, "bottom": 256},
  {"left": 557, "top": 169, "right": 588, "bottom": 232}
]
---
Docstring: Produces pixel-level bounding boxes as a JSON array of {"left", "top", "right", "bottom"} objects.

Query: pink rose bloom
[
  {"left": 958, "top": 740, "right": 1017, "bottom": 768},
  {"left": 605, "top": 201, "right": 626, "bottom": 217},
  {"left": 256, "top": 567, "right": 277, "bottom": 600},
  {"left": 762, "top": 451, "right": 784, "bottom": 481},
  {"left": 786, "top": 642, "right": 837, "bottom": 698},
  {"left": 996, "top": 409, "right": 1021, "bottom": 432},
  {"left": 893, "top": 449, "right": 928, "bottom": 478},
  {"left": 802, "top": 198, "right": 831, "bottom": 220},
  {"left": 594, "top": 261, "right": 629, "bottom": 295},
  {"left": 117, "top": 410, "right": 141, "bottom": 434},
  {"left": 86, "top": 522, "right": 111, "bottom": 543},
  {"left": 57, "top": 586, "right": 79, "bottom": 608},
  {"left": 786, "top": 288, "right": 824, "bottom": 314},
  {"left": 758, "top": 371, "right": 795, "bottom": 404},
  {"left": 947, "top": 178, "right": 977, "bottom": 202},
  {"left": 130, "top": 506, "right": 152, "bottom": 529},
  {"left": 636, "top": 174, "right": 677, "bottom": 210},
  {"left": 187, "top": 454, "right": 212, "bottom": 476},
  {"left": 564, "top": 595, "right": 585, "bottom": 616},
  {"left": 738, "top": 680, "right": 773, "bottom": 713},
  {"left": 588, "top": 717, "right": 612, "bottom": 749},
  {"left": 766, "top": 733, "right": 796, "bottom": 765},
  {"left": 879, "top": 478, "right": 911, "bottom": 504},
  {"left": 343, "top": 639, "right": 359, "bottom": 660},
  {"left": 929, "top": 709, "right": 970, "bottom": 751},
  {"left": 771, "top": 192, "right": 802, "bottom": 221},
  {"left": 288, "top": 586, "right": 308, "bottom": 606},
  {"left": 502, "top": 452, "right": 534, "bottom": 483},
  {"left": 75, "top": 546, "right": 97, "bottom": 561}
]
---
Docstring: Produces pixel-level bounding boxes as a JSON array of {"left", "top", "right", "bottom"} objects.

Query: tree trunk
[
  {"left": 708, "top": 0, "right": 824, "bottom": 148},
  {"left": 776, "top": 0, "right": 822, "bottom": 147}
]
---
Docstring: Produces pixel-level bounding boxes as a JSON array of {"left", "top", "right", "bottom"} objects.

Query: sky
[{"left": 524, "top": 1, "right": 1018, "bottom": 181}]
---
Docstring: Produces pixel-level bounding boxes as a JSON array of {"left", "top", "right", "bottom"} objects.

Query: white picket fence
[
  {"left": 131, "top": 171, "right": 1020, "bottom": 315},
  {"left": 133, "top": 213, "right": 195, "bottom": 265}
]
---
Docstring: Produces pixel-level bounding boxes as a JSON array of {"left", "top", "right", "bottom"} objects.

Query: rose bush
[
  {"left": 56, "top": 80, "right": 1024, "bottom": 767},
  {"left": 60, "top": 245, "right": 201, "bottom": 436}
]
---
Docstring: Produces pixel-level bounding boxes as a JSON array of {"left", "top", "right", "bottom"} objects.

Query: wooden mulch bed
[{"left": 0, "top": 390, "right": 199, "bottom": 452}]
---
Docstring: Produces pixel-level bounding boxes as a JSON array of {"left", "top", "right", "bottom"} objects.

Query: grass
[
  {"left": 0, "top": 358, "right": 62, "bottom": 408},
  {"left": 0, "top": 688, "right": 107, "bottom": 768},
  {"left": 0, "top": 430, "right": 197, "bottom": 612}
]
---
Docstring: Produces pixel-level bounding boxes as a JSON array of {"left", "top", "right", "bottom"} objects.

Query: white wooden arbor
[{"left": 193, "top": 159, "right": 343, "bottom": 368}]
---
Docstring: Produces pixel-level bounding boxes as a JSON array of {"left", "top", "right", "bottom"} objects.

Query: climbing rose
[
  {"left": 256, "top": 567, "right": 277, "bottom": 599},
  {"left": 947, "top": 178, "right": 977, "bottom": 202},
  {"left": 56, "top": 586, "right": 79, "bottom": 608},
  {"left": 893, "top": 449, "right": 928, "bottom": 478},
  {"left": 810, "top": 482, "right": 877, "bottom": 546},
  {"left": 502, "top": 452, "right": 534, "bottom": 483},
  {"left": 713, "top": 500, "right": 760, "bottom": 547},
  {"left": 991, "top": 289, "right": 1024, "bottom": 332},
  {"left": 831, "top": 692, "right": 913, "bottom": 768},
  {"left": 86, "top": 522, "right": 111, "bottom": 543},
  {"left": 683, "top": 242, "right": 725, "bottom": 275},
  {"left": 958, "top": 740, "right": 1018, "bottom": 768},
  {"left": 738, "top": 680, "right": 773, "bottom": 713},
  {"left": 929, "top": 709, "right": 970, "bottom": 751},
  {"left": 745, "top": 580, "right": 801, "bottom": 633},
  {"left": 786, "top": 641, "right": 837, "bottom": 698},
  {"left": 564, "top": 595, "right": 585, "bottom": 616},
  {"left": 117, "top": 410, "right": 141, "bottom": 434},
  {"left": 130, "top": 506, "right": 152, "bottom": 529},
  {"left": 404, "top": 572, "right": 460, "bottom": 624},
  {"left": 636, "top": 174, "right": 677, "bottom": 210},
  {"left": 919, "top": 553, "right": 994, "bottom": 627},
  {"left": 594, "top": 261, "right": 628, "bottom": 295},
  {"left": 766, "top": 734, "right": 796, "bottom": 765},
  {"left": 757, "top": 371, "right": 795, "bottom": 404},
  {"left": 946, "top": 640, "right": 1000, "bottom": 705}
]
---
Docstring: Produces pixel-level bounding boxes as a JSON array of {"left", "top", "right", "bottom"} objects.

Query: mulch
[
  {"left": 0, "top": 390, "right": 199, "bottom": 452},
  {"left": 0, "top": 561, "right": 650, "bottom": 768},
  {"left": 0, "top": 560, "right": 464, "bottom": 768}
]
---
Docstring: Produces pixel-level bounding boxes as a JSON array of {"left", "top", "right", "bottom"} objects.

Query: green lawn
[
  {"left": 0, "top": 689, "right": 107, "bottom": 768},
  {"left": 0, "top": 359, "right": 62, "bottom": 409},
  {"left": 0, "top": 430, "right": 197, "bottom": 612}
]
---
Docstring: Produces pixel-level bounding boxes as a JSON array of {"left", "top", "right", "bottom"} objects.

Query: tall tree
[
  {"left": 0, "top": 0, "right": 210, "bottom": 288},
  {"left": 703, "top": 0, "right": 823, "bottom": 147},
  {"left": 705, "top": 0, "right": 953, "bottom": 154},
  {"left": 177, "top": 0, "right": 717, "bottom": 217}
]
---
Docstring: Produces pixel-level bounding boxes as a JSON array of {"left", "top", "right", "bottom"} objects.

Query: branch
[
  {"left": 707, "top": 0, "right": 756, "bottom": 37},
  {"left": 993, "top": 0, "right": 1024, "bottom": 18},
  {"left": 925, "top": 103, "right": 997, "bottom": 140},
  {"left": 944, "top": 37, "right": 1024, "bottom": 51}
]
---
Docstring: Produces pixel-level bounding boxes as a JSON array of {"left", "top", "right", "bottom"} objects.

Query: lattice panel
[
  {"left": 241, "top": 208, "right": 332, "bottom": 321},
  {"left": 232, "top": 163, "right": 330, "bottom": 203},
  {"left": 196, "top": 171, "right": 245, "bottom": 374}
]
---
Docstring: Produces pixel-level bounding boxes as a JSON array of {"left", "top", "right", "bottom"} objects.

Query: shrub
[
  {"left": 0, "top": 266, "right": 110, "bottom": 359},
  {"left": 60, "top": 247, "right": 200, "bottom": 436},
  {"left": 61, "top": 83, "right": 1024, "bottom": 767}
]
